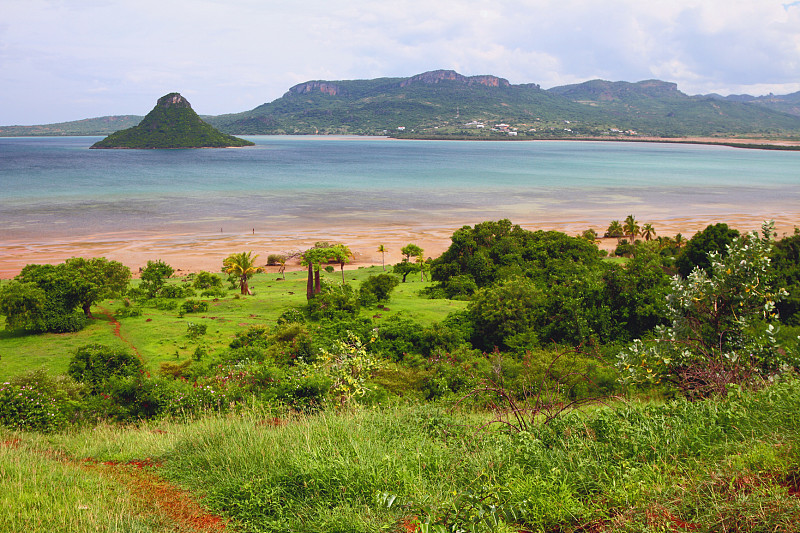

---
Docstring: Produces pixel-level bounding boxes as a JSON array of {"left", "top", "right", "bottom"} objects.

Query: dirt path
[
  {"left": 97, "top": 306, "right": 142, "bottom": 360},
  {"left": 83, "top": 460, "right": 231, "bottom": 532}
]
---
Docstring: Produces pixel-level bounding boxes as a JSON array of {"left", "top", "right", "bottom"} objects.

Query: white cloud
[{"left": 1, "top": 0, "right": 799, "bottom": 123}]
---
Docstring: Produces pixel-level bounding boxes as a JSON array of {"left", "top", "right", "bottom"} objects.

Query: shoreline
[{"left": 2, "top": 214, "right": 796, "bottom": 279}]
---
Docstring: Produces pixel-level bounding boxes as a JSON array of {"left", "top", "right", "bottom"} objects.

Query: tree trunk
[
  {"left": 240, "top": 277, "right": 249, "bottom": 295},
  {"left": 307, "top": 263, "right": 314, "bottom": 300},
  {"left": 82, "top": 302, "right": 94, "bottom": 319},
  {"left": 314, "top": 267, "right": 321, "bottom": 294},
  {"left": 341, "top": 262, "right": 345, "bottom": 283}
]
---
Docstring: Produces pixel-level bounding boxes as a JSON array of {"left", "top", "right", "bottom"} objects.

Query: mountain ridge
[{"left": 3, "top": 71, "right": 800, "bottom": 139}]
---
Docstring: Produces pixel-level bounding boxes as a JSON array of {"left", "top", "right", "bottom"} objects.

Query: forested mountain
[{"left": 5, "top": 70, "right": 800, "bottom": 139}]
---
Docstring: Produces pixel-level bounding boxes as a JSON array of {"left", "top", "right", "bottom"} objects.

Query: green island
[
  {"left": 2, "top": 219, "right": 800, "bottom": 532},
  {"left": 90, "top": 93, "right": 254, "bottom": 149}
]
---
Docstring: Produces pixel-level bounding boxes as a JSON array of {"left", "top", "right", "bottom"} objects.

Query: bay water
[{"left": 1, "top": 135, "right": 799, "bottom": 274}]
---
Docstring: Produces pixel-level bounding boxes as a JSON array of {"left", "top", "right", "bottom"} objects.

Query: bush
[
  {"left": 192, "top": 271, "right": 223, "bottom": 289},
  {"left": 160, "top": 284, "right": 196, "bottom": 298},
  {"left": 200, "top": 287, "right": 227, "bottom": 298},
  {"left": 180, "top": 299, "right": 209, "bottom": 315},
  {"left": 186, "top": 322, "right": 207, "bottom": 338},
  {"left": 267, "top": 254, "right": 286, "bottom": 266},
  {"left": 277, "top": 308, "right": 305, "bottom": 325},
  {"left": 0, "top": 371, "right": 85, "bottom": 432},
  {"left": 359, "top": 273, "right": 400, "bottom": 305},
  {"left": 67, "top": 344, "right": 144, "bottom": 391},
  {"left": 307, "top": 283, "right": 360, "bottom": 320}
]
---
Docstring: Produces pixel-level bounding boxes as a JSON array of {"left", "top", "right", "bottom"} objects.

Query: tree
[
  {"left": 640, "top": 223, "right": 656, "bottom": 242},
  {"left": 605, "top": 220, "right": 624, "bottom": 239},
  {"left": 332, "top": 244, "right": 353, "bottom": 283},
  {"left": 377, "top": 244, "right": 388, "bottom": 271},
  {"left": 617, "top": 222, "right": 790, "bottom": 397},
  {"left": 223, "top": 252, "right": 263, "bottom": 295},
  {"left": 771, "top": 230, "right": 800, "bottom": 325},
  {"left": 675, "top": 223, "right": 740, "bottom": 277},
  {"left": 392, "top": 260, "right": 420, "bottom": 283},
  {"left": 0, "top": 281, "right": 46, "bottom": 331},
  {"left": 359, "top": 273, "right": 400, "bottom": 304},
  {"left": 401, "top": 243, "right": 423, "bottom": 262},
  {"left": 139, "top": 260, "right": 174, "bottom": 298},
  {"left": 64, "top": 257, "right": 130, "bottom": 317},
  {"left": 623, "top": 214, "right": 640, "bottom": 242},
  {"left": 302, "top": 246, "right": 335, "bottom": 299}
]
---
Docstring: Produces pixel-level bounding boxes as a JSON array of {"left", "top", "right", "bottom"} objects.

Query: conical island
[{"left": 90, "top": 93, "right": 254, "bottom": 149}]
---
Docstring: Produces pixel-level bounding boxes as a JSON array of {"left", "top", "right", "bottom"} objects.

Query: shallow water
[{"left": 1, "top": 135, "right": 799, "bottom": 273}]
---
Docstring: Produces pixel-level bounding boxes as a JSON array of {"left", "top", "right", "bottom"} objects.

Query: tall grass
[
  {"left": 37, "top": 379, "right": 800, "bottom": 532},
  {"left": 0, "top": 436, "right": 168, "bottom": 532}
]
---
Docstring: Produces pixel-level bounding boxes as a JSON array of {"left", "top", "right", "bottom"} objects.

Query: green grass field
[{"left": 0, "top": 266, "right": 466, "bottom": 381}]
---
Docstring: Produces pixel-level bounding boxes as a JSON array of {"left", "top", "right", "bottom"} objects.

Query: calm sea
[{"left": 1, "top": 135, "right": 799, "bottom": 244}]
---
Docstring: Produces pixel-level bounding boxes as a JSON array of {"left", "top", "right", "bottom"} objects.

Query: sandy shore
[{"left": 2, "top": 213, "right": 797, "bottom": 279}]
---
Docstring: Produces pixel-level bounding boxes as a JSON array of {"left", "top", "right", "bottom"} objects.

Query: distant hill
[
  {"left": 6, "top": 71, "right": 800, "bottom": 140},
  {"left": 206, "top": 70, "right": 800, "bottom": 138},
  {"left": 704, "top": 91, "right": 800, "bottom": 118},
  {"left": 0, "top": 115, "right": 142, "bottom": 136},
  {"left": 90, "top": 93, "right": 254, "bottom": 149}
]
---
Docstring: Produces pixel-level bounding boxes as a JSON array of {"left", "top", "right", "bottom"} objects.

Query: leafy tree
[
  {"left": 675, "top": 223, "right": 740, "bottom": 277},
  {"left": 771, "top": 230, "right": 800, "bottom": 325},
  {"left": 64, "top": 257, "right": 130, "bottom": 317},
  {"left": 605, "top": 220, "right": 624, "bottom": 238},
  {"left": 392, "top": 260, "right": 420, "bottom": 283},
  {"left": 580, "top": 228, "right": 598, "bottom": 242},
  {"left": 139, "top": 260, "right": 175, "bottom": 298},
  {"left": 617, "top": 222, "right": 791, "bottom": 397},
  {"left": 359, "top": 273, "right": 400, "bottom": 305},
  {"left": 430, "top": 219, "right": 603, "bottom": 289},
  {"left": 13, "top": 263, "right": 89, "bottom": 332},
  {"left": 223, "top": 252, "right": 263, "bottom": 295},
  {"left": 0, "top": 281, "right": 47, "bottom": 331},
  {"left": 377, "top": 244, "right": 388, "bottom": 271},
  {"left": 401, "top": 243, "right": 424, "bottom": 262},
  {"left": 302, "top": 246, "right": 337, "bottom": 299},
  {"left": 467, "top": 276, "right": 544, "bottom": 352}
]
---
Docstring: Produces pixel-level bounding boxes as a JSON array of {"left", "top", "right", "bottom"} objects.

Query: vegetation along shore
[{"left": 2, "top": 216, "right": 800, "bottom": 532}]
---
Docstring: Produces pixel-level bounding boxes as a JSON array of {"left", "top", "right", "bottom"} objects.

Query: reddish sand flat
[{"left": 2, "top": 214, "right": 797, "bottom": 279}]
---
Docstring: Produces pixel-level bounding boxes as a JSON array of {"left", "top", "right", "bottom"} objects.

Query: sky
[{"left": 2, "top": 0, "right": 800, "bottom": 125}]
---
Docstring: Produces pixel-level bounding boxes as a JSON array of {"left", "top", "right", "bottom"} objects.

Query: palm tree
[
  {"left": 623, "top": 215, "right": 640, "bottom": 242},
  {"left": 377, "top": 244, "right": 387, "bottom": 271},
  {"left": 223, "top": 251, "right": 263, "bottom": 295},
  {"left": 333, "top": 244, "right": 353, "bottom": 283},
  {"left": 605, "top": 220, "right": 624, "bottom": 239},
  {"left": 641, "top": 223, "right": 656, "bottom": 241}
]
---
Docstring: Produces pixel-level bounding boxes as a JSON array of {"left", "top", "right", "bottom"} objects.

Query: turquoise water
[{"left": 1, "top": 135, "right": 799, "bottom": 242}]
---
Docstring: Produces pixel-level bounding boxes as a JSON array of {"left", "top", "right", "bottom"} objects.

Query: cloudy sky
[{"left": 2, "top": 0, "right": 800, "bottom": 125}]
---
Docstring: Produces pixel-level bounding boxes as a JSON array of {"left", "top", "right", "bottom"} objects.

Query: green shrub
[
  {"left": 0, "top": 371, "right": 85, "bottom": 432},
  {"left": 359, "top": 273, "right": 400, "bottom": 305},
  {"left": 180, "top": 299, "right": 209, "bottom": 314},
  {"left": 307, "top": 283, "right": 360, "bottom": 321},
  {"left": 160, "top": 284, "right": 196, "bottom": 298},
  {"left": 276, "top": 308, "right": 305, "bottom": 325},
  {"left": 200, "top": 287, "right": 227, "bottom": 298},
  {"left": 186, "top": 322, "right": 207, "bottom": 338},
  {"left": 192, "top": 271, "right": 223, "bottom": 289},
  {"left": 266, "top": 254, "right": 286, "bottom": 266},
  {"left": 67, "top": 344, "right": 144, "bottom": 391}
]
